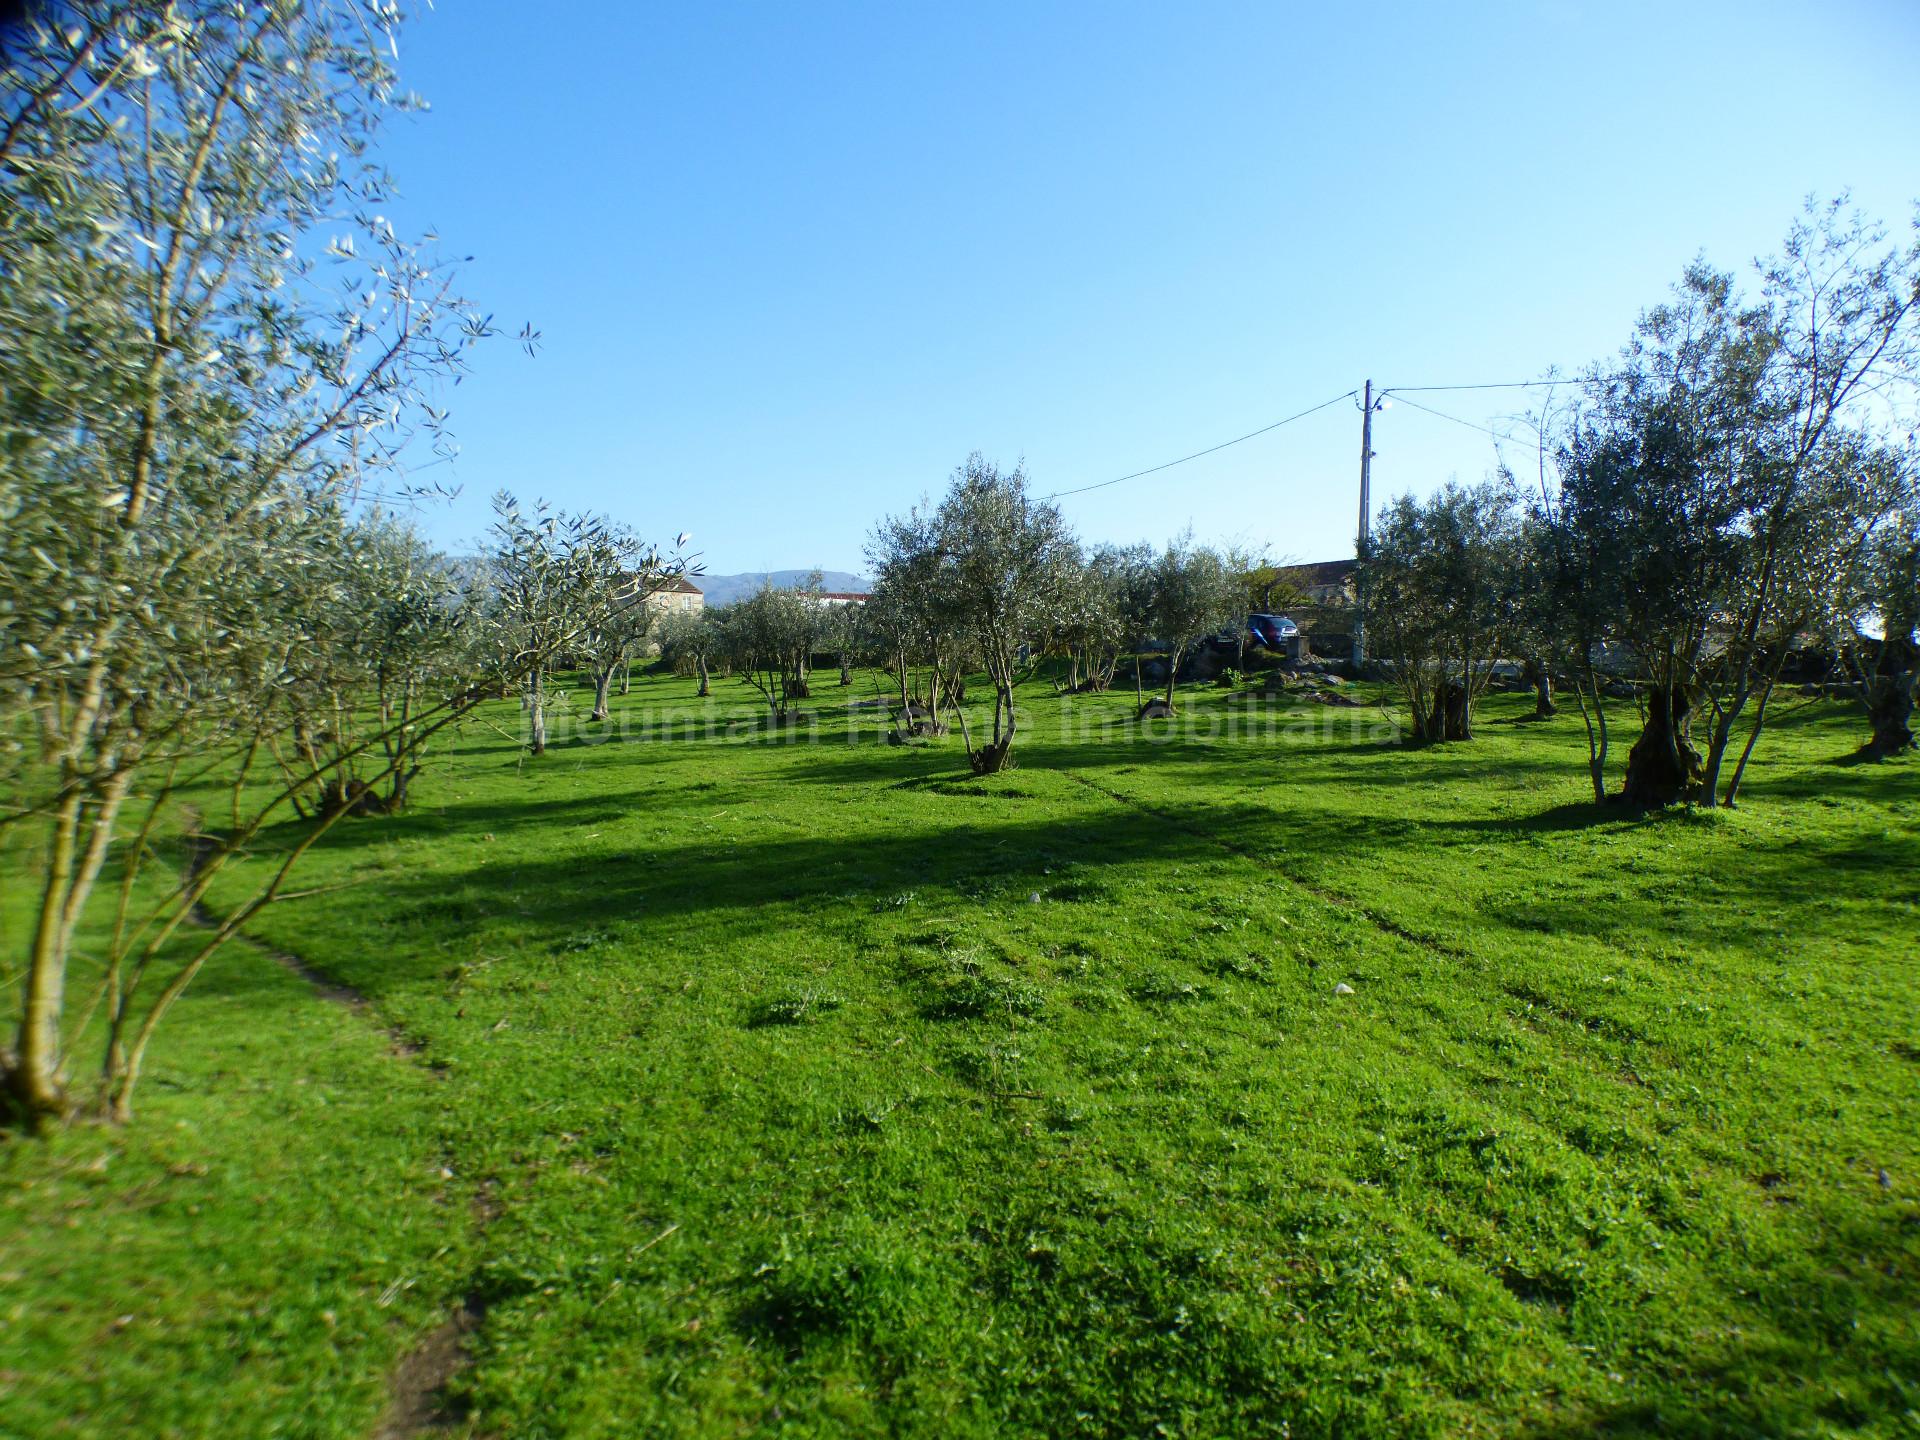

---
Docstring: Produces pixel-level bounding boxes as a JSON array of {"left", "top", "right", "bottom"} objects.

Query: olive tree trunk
[
  {"left": 1525, "top": 657, "right": 1557, "bottom": 718},
  {"left": 1859, "top": 635, "right": 1917, "bottom": 758},
  {"left": 973, "top": 684, "right": 1016, "bottom": 774},
  {"left": 528, "top": 667, "right": 549, "bottom": 755},
  {"left": 1409, "top": 680, "right": 1471, "bottom": 743},
  {"left": 1621, "top": 685, "right": 1699, "bottom": 805},
  {"left": 1570, "top": 671, "right": 1611, "bottom": 804},
  {"left": 1864, "top": 676, "right": 1916, "bottom": 756}
]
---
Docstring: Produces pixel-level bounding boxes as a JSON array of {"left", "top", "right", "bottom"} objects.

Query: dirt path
[
  {"left": 182, "top": 831, "right": 488, "bottom": 1438},
  {"left": 369, "top": 1295, "right": 488, "bottom": 1440}
]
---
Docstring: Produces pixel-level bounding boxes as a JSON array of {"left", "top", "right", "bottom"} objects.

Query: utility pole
[{"left": 1352, "top": 378, "right": 1375, "bottom": 670}]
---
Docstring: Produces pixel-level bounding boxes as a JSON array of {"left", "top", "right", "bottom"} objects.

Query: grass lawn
[{"left": 4, "top": 671, "right": 1918, "bottom": 1438}]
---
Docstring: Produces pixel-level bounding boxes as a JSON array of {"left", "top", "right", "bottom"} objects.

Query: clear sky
[{"left": 369, "top": 0, "right": 1920, "bottom": 576}]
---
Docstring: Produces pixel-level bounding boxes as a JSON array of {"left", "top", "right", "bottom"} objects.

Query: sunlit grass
[{"left": 4, "top": 671, "right": 1916, "bottom": 1437}]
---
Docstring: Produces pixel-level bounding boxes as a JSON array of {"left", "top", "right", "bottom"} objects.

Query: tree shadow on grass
[
  {"left": 1821, "top": 743, "right": 1914, "bottom": 770},
  {"left": 271, "top": 790, "right": 663, "bottom": 855},
  {"left": 744, "top": 715, "right": 1425, "bottom": 781},
  {"left": 1422, "top": 799, "right": 1671, "bottom": 836},
  {"left": 209, "top": 695, "right": 1918, "bottom": 1008},
  {"left": 220, "top": 797, "right": 1273, "bottom": 1000},
  {"left": 1472, "top": 831, "right": 1918, "bottom": 956}
]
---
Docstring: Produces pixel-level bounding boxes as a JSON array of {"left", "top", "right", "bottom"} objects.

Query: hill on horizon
[{"left": 694, "top": 569, "right": 868, "bottom": 606}]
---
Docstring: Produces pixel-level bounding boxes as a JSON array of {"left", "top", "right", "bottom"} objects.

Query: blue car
[{"left": 1247, "top": 613, "right": 1299, "bottom": 649}]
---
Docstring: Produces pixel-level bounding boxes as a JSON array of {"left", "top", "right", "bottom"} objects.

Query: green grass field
[{"left": 4, "top": 672, "right": 1917, "bottom": 1438}]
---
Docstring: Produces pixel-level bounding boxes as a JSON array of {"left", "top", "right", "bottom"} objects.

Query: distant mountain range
[
  {"left": 694, "top": 569, "right": 868, "bottom": 606},
  {"left": 438, "top": 560, "right": 867, "bottom": 609}
]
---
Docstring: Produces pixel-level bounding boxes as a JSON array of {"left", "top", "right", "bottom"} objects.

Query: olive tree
[
  {"left": 1360, "top": 480, "right": 1524, "bottom": 743},
  {"left": 1556, "top": 203, "right": 1918, "bottom": 806},
  {"left": 655, "top": 607, "right": 720, "bottom": 696},
  {"left": 1692, "top": 202, "right": 1920, "bottom": 804},
  {"left": 1529, "top": 446, "right": 1636, "bottom": 801},
  {"left": 1508, "top": 518, "right": 1562, "bottom": 721},
  {"left": 1055, "top": 543, "right": 1145, "bottom": 693},
  {"left": 484, "top": 495, "right": 651, "bottom": 754},
  {"left": 580, "top": 554, "right": 692, "bottom": 722},
  {"left": 1, "top": 1, "right": 504, "bottom": 1128},
  {"left": 866, "top": 506, "right": 962, "bottom": 735},
  {"left": 1835, "top": 502, "right": 1920, "bottom": 758},
  {"left": 818, "top": 600, "right": 870, "bottom": 687},
  {"left": 482, "top": 496, "right": 692, "bottom": 742},
  {"left": 1117, "top": 544, "right": 1160, "bottom": 703},
  {"left": 872, "top": 456, "right": 1075, "bottom": 771},
  {"left": 714, "top": 585, "right": 816, "bottom": 720},
  {"left": 275, "top": 515, "right": 480, "bottom": 817},
  {"left": 1148, "top": 534, "right": 1242, "bottom": 711}
]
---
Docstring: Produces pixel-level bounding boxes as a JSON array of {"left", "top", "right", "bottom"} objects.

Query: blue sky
[{"left": 371, "top": 0, "right": 1920, "bottom": 576}]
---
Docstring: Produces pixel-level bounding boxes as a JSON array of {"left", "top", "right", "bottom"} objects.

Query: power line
[
  {"left": 1041, "top": 389, "right": 1357, "bottom": 500},
  {"left": 1037, "top": 370, "right": 1616, "bottom": 506},
  {"left": 1381, "top": 371, "right": 1641, "bottom": 397},
  {"left": 1384, "top": 392, "right": 1513, "bottom": 440},
  {"left": 1380, "top": 378, "right": 1576, "bottom": 395},
  {"left": 1385, "top": 392, "right": 1541, "bottom": 452}
]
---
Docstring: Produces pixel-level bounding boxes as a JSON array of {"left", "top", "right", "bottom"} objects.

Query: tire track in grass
[
  {"left": 1054, "top": 767, "right": 1474, "bottom": 961},
  {"left": 1055, "top": 761, "right": 1701, "bottom": 1392},
  {"left": 1054, "top": 765, "right": 1623, "bottom": 1354},
  {"left": 1055, "top": 764, "right": 1665, "bottom": 1090}
]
